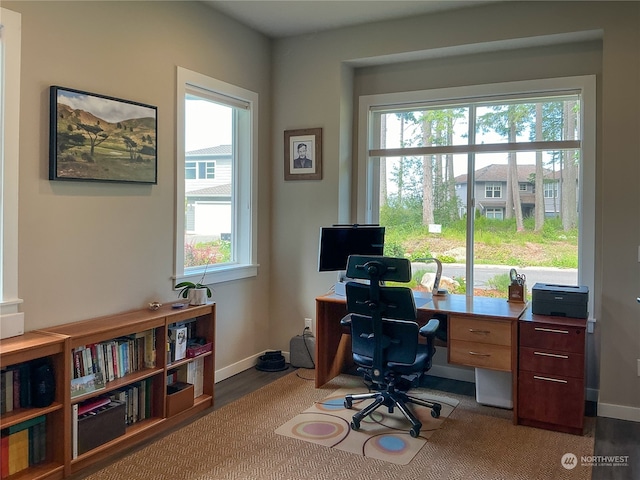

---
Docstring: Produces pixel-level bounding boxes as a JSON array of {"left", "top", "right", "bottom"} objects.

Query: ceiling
[{"left": 204, "top": 1, "right": 496, "bottom": 38}]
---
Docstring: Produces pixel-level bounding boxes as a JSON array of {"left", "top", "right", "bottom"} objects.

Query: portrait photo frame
[
  {"left": 284, "top": 128, "right": 322, "bottom": 181},
  {"left": 49, "top": 85, "right": 158, "bottom": 184}
]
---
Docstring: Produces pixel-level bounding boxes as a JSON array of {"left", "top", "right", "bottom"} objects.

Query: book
[
  {"left": 72, "top": 403, "right": 78, "bottom": 459},
  {"left": 4, "top": 369, "right": 13, "bottom": 413},
  {"left": 168, "top": 325, "right": 188, "bottom": 362},
  {"left": 1, "top": 433, "right": 9, "bottom": 478},
  {"left": 7, "top": 429, "right": 28, "bottom": 475},
  {"left": 70, "top": 372, "right": 105, "bottom": 398},
  {"left": 77, "top": 396, "right": 111, "bottom": 416},
  {"left": 6, "top": 415, "right": 45, "bottom": 435}
]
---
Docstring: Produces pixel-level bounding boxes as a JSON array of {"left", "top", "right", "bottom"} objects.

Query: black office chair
[{"left": 341, "top": 255, "right": 441, "bottom": 438}]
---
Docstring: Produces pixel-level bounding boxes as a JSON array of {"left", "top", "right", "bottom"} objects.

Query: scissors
[{"left": 516, "top": 273, "right": 526, "bottom": 286}]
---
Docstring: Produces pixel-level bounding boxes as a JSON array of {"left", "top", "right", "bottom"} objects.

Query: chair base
[{"left": 344, "top": 383, "right": 441, "bottom": 438}]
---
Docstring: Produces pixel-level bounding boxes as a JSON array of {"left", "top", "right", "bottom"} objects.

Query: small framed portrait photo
[{"left": 284, "top": 128, "right": 322, "bottom": 181}]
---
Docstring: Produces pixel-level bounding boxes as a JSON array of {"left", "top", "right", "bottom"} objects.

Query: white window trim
[
  {"left": 357, "top": 76, "right": 596, "bottom": 318},
  {"left": 0, "top": 8, "right": 23, "bottom": 314},
  {"left": 174, "top": 67, "right": 258, "bottom": 286}
]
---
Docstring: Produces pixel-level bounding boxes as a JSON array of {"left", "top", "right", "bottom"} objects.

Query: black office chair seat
[{"left": 341, "top": 313, "right": 442, "bottom": 437}]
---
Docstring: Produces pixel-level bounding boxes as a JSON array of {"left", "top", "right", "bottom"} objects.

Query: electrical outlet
[{"left": 304, "top": 317, "right": 313, "bottom": 331}]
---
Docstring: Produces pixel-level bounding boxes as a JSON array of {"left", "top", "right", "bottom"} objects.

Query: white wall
[
  {"left": 270, "top": 1, "right": 640, "bottom": 419},
  {"left": 7, "top": 0, "right": 273, "bottom": 378}
]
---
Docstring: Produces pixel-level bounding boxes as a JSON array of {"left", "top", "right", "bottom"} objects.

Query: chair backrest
[
  {"left": 344, "top": 255, "right": 419, "bottom": 381},
  {"left": 349, "top": 313, "right": 419, "bottom": 365}
]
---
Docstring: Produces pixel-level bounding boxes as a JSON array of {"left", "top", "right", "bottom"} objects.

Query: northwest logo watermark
[{"left": 562, "top": 453, "right": 630, "bottom": 469}]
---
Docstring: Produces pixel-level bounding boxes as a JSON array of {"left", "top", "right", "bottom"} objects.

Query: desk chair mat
[{"left": 275, "top": 385, "right": 458, "bottom": 465}]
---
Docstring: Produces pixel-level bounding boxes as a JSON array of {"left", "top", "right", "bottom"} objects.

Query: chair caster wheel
[
  {"left": 410, "top": 427, "right": 420, "bottom": 438},
  {"left": 344, "top": 399, "right": 352, "bottom": 409},
  {"left": 431, "top": 407, "right": 441, "bottom": 418},
  {"left": 351, "top": 420, "right": 360, "bottom": 431}
]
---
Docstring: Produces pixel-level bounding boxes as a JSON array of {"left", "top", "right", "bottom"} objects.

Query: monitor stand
[{"left": 334, "top": 271, "right": 369, "bottom": 296}]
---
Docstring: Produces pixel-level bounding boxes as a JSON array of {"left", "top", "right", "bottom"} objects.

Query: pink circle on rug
[{"left": 292, "top": 421, "right": 346, "bottom": 440}]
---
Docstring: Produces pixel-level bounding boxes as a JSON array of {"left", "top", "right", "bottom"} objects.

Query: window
[
  {"left": 175, "top": 67, "right": 258, "bottom": 286},
  {"left": 358, "top": 76, "right": 595, "bottom": 316},
  {"left": 544, "top": 181, "right": 558, "bottom": 199},
  {"left": 485, "top": 208, "right": 503, "bottom": 220},
  {"left": 485, "top": 183, "right": 502, "bottom": 198},
  {"left": 0, "top": 8, "right": 22, "bottom": 313}
]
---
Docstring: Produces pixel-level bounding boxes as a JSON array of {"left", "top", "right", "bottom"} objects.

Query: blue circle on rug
[
  {"left": 316, "top": 397, "right": 347, "bottom": 411},
  {"left": 373, "top": 434, "right": 409, "bottom": 453}
]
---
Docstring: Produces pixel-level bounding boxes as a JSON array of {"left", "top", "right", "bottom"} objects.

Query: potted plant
[{"left": 174, "top": 266, "right": 212, "bottom": 305}]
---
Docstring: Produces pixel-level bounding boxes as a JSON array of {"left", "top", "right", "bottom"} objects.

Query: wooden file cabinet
[
  {"left": 448, "top": 315, "right": 513, "bottom": 372},
  {"left": 517, "top": 312, "right": 586, "bottom": 435}
]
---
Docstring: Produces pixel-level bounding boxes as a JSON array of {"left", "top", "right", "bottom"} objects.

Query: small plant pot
[{"left": 189, "top": 287, "right": 208, "bottom": 306}]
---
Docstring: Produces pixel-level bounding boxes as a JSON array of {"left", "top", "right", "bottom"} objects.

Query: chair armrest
[
  {"left": 340, "top": 314, "right": 352, "bottom": 327},
  {"left": 419, "top": 319, "right": 440, "bottom": 338}
]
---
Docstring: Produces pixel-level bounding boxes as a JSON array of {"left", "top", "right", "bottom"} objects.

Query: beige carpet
[
  {"left": 83, "top": 372, "right": 595, "bottom": 480},
  {"left": 275, "top": 386, "right": 458, "bottom": 465}
]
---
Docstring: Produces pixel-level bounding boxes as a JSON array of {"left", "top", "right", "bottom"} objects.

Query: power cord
[{"left": 295, "top": 326, "right": 316, "bottom": 380}]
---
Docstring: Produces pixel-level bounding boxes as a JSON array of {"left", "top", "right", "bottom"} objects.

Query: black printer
[{"left": 531, "top": 283, "right": 589, "bottom": 318}]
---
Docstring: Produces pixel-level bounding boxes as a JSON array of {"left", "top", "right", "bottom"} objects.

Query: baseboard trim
[
  {"left": 597, "top": 401, "right": 640, "bottom": 422},
  {"left": 215, "top": 350, "right": 290, "bottom": 383}
]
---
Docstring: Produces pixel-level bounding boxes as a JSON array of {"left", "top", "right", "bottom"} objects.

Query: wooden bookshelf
[
  {"left": 0, "top": 331, "right": 69, "bottom": 480},
  {"left": 37, "top": 301, "right": 216, "bottom": 477}
]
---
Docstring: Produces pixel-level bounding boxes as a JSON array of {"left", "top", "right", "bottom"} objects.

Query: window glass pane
[
  {"left": 184, "top": 95, "right": 233, "bottom": 269},
  {"left": 371, "top": 90, "right": 582, "bottom": 299},
  {"left": 379, "top": 153, "right": 468, "bottom": 295},
  {"left": 475, "top": 96, "right": 580, "bottom": 144},
  {"left": 472, "top": 149, "right": 578, "bottom": 297},
  {"left": 373, "top": 107, "right": 469, "bottom": 149}
]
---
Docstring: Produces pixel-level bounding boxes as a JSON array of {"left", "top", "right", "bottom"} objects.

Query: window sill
[{"left": 174, "top": 263, "right": 258, "bottom": 288}]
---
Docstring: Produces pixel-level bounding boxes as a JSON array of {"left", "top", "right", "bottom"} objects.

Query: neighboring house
[
  {"left": 454, "top": 164, "right": 563, "bottom": 220},
  {"left": 185, "top": 145, "right": 232, "bottom": 238}
]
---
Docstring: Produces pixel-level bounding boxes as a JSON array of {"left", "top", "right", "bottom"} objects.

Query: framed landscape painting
[{"left": 49, "top": 86, "right": 158, "bottom": 184}]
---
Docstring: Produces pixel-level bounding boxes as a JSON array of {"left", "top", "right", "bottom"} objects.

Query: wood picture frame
[
  {"left": 284, "top": 128, "right": 322, "bottom": 181},
  {"left": 49, "top": 86, "right": 158, "bottom": 184}
]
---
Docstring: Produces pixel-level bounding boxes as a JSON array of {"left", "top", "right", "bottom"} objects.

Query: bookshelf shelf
[
  {"left": 39, "top": 302, "right": 215, "bottom": 478},
  {"left": 0, "top": 402, "right": 63, "bottom": 430},
  {"left": 69, "top": 368, "right": 164, "bottom": 405},
  {"left": 0, "top": 332, "right": 68, "bottom": 480}
]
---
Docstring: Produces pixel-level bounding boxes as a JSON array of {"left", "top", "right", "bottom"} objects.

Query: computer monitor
[{"left": 317, "top": 225, "right": 385, "bottom": 272}]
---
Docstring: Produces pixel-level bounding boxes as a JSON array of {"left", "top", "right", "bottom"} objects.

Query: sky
[{"left": 56, "top": 89, "right": 155, "bottom": 123}]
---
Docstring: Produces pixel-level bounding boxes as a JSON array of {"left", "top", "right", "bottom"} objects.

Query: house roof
[
  {"left": 186, "top": 145, "right": 232, "bottom": 156},
  {"left": 455, "top": 163, "right": 559, "bottom": 184},
  {"left": 186, "top": 184, "right": 232, "bottom": 196}
]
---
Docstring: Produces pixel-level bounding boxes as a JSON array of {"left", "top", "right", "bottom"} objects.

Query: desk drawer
[
  {"left": 449, "top": 340, "right": 511, "bottom": 371},
  {"left": 450, "top": 316, "right": 512, "bottom": 346},
  {"left": 518, "top": 370, "right": 585, "bottom": 429},
  {"left": 520, "top": 322, "right": 585, "bottom": 353},
  {"left": 519, "top": 346, "right": 584, "bottom": 378}
]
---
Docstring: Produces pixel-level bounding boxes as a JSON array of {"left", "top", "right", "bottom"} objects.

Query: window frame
[
  {"left": 357, "top": 76, "right": 596, "bottom": 318},
  {"left": 174, "top": 67, "right": 258, "bottom": 286},
  {"left": 0, "top": 8, "right": 22, "bottom": 314},
  {"left": 485, "top": 183, "right": 502, "bottom": 199}
]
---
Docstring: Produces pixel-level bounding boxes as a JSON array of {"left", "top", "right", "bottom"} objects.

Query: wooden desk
[{"left": 315, "top": 293, "right": 528, "bottom": 421}]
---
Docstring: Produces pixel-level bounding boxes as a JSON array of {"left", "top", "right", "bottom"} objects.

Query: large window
[
  {"left": 0, "top": 8, "right": 22, "bottom": 314},
  {"left": 358, "top": 77, "right": 595, "bottom": 314},
  {"left": 175, "top": 67, "right": 258, "bottom": 286}
]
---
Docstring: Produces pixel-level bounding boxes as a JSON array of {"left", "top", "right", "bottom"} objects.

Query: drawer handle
[
  {"left": 534, "top": 327, "right": 569, "bottom": 334},
  {"left": 469, "top": 329, "right": 491, "bottom": 334},
  {"left": 534, "top": 351, "right": 569, "bottom": 359},
  {"left": 468, "top": 351, "right": 491, "bottom": 357},
  {"left": 533, "top": 375, "right": 568, "bottom": 384}
]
